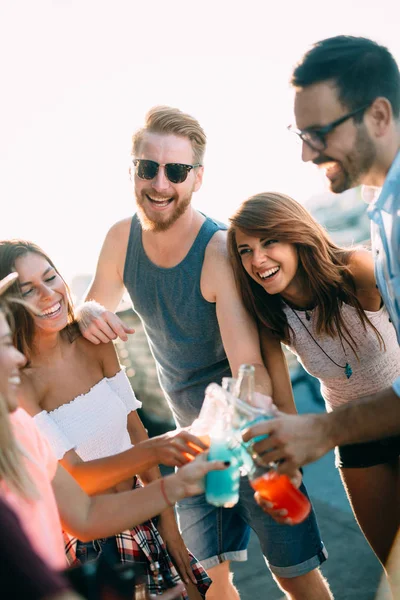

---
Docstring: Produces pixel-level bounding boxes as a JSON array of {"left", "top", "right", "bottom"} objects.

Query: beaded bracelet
[{"left": 160, "top": 478, "right": 174, "bottom": 507}]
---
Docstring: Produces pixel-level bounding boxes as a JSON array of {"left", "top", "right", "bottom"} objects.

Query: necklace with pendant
[{"left": 288, "top": 306, "right": 353, "bottom": 379}]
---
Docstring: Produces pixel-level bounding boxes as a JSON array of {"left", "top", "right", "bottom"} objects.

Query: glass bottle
[
  {"left": 205, "top": 398, "right": 241, "bottom": 508},
  {"left": 235, "top": 364, "right": 255, "bottom": 405},
  {"left": 248, "top": 462, "right": 311, "bottom": 525},
  {"left": 221, "top": 376, "right": 237, "bottom": 394}
]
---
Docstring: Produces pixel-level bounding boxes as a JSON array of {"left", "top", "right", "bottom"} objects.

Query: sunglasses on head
[{"left": 132, "top": 159, "right": 202, "bottom": 184}]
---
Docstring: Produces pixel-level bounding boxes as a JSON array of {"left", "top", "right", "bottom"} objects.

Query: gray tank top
[{"left": 123, "top": 214, "right": 231, "bottom": 427}]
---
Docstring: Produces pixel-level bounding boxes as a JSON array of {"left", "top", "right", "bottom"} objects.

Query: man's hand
[
  {"left": 141, "top": 430, "right": 209, "bottom": 469},
  {"left": 157, "top": 510, "right": 196, "bottom": 586},
  {"left": 242, "top": 411, "right": 332, "bottom": 477},
  {"left": 77, "top": 304, "right": 135, "bottom": 344}
]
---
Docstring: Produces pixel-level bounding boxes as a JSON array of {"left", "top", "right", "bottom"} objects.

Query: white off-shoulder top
[{"left": 33, "top": 369, "right": 142, "bottom": 461}]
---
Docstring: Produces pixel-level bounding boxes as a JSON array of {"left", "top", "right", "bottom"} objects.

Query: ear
[
  {"left": 367, "top": 97, "right": 393, "bottom": 137},
  {"left": 194, "top": 165, "right": 204, "bottom": 192}
]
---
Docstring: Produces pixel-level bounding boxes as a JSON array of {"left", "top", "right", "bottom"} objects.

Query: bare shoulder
[
  {"left": 348, "top": 249, "right": 376, "bottom": 290},
  {"left": 204, "top": 229, "right": 229, "bottom": 265},
  {"left": 348, "top": 248, "right": 381, "bottom": 309},
  {"left": 202, "top": 230, "right": 236, "bottom": 301},
  {"left": 19, "top": 370, "right": 43, "bottom": 415},
  {"left": 75, "top": 336, "right": 120, "bottom": 377},
  {"left": 106, "top": 217, "right": 133, "bottom": 248}
]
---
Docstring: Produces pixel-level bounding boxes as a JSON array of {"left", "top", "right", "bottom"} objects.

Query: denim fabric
[
  {"left": 76, "top": 537, "right": 120, "bottom": 564},
  {"left": 176, "top": 476, "right": 327, "bottom": 578}
]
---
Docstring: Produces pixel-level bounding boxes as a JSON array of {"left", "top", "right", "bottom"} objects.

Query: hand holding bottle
[
  {"left": 252, "top": 469, "right": 304, "bottom": 524},
  {"left": 168, "top": 452, "right": 229, "bottom": 500}
]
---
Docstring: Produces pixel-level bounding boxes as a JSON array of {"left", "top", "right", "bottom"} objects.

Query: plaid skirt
[{"left": 64, "top": 480, "right": 211, "bottom": 599}]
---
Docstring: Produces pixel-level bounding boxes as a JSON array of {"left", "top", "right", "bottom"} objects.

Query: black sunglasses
[
  {"left": 287, "top": 103, "right": 370, "bottom": 152},
  {"left": 132, "top": 159, "right": 202, "bottom": 184}
]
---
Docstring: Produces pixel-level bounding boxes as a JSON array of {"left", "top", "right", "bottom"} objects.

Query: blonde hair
[
  {"left": 0, "top": 301, "right": 37, "bottom": 500},
  {"left": 132, "top": 105, "right": 207, "bottom": 164},
  {"left": 0, "top": 393, "right": 37, "bottom": 500}
]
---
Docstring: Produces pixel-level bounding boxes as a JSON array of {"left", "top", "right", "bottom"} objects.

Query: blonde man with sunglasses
[{"left": 78, "top": 106, "right": 332, "bottom": 600}]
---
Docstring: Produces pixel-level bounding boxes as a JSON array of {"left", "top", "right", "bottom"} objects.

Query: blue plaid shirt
[{"left": 366, "top": 149, "right": 400, "bottom": 397}]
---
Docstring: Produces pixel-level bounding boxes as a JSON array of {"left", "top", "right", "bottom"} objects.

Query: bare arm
[
  {"left": 203, "top": 232, "right": 272, "bottom": 396},
  {"left": 20, "top": 355, "right": 206, "bottom": 495},
  {"left": 259, "top": 326, "right": 296, "bottom": 414},
  {"left": 53, "top": 455, "right": 226, "bottom": 542},
  {"left": 79, "top": 219, "right": 135, "bottom": 343},
  {"left": 86, "top": 219, "right": 130, "bottom": 310},
  {"left": 243, "top": 385, "right": 400, "bottom": 477},
  {"left": 58, "top": 423, "right": 207, "bottom": 495}
]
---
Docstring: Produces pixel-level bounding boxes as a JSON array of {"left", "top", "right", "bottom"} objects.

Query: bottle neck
[{"left": 236, "top": 365, "right": 255, "bottom": 404}]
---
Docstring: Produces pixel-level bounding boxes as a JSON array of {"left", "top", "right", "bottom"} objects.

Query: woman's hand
[
  {"left": 253, "top": 468, "right": 303, "bottom": 525},
  {"left": 166, "top": 452, "right": 228, "bottom": 500},
  {"left": 142, "top": 430, "right": 209, "bottom": 468}
]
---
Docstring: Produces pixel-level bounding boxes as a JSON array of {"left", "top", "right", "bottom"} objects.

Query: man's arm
[
  {"left": 86, "top": 219, "right": 130, "bottom": 309},
  {"left": 202, "top": 231, "right": 272, "bottom": 396},
  {"left": 243, "top": 385, "right": 400, "bottom": 477},
  {"left": 79, "top": 218, "right": 135, "bottom": 343}
]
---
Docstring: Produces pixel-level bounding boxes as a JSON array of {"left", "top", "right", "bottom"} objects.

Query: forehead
[
  {"left": 294, "top": 81, "right": 344, "bottom": 129},
  {"left": 137, "top": 132, "right": 194, "bottom": 163},
  {"left": 235, "top": 229, "right": 260, "bottom": 246},
  {"left": 14, "top": 252, "right": 52, "bottom": 278}
]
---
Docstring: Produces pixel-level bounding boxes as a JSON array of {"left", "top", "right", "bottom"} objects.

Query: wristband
[{"left": 160, "top": 478, "right": 174, "bottom": 507}]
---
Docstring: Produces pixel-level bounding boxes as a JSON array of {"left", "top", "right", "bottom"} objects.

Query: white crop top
[
  {"left": 33, "top": 369, "right": 142, "bottom": 461},
  {"left": 283, "top": 303, "right": 400, "bottom": 412}
]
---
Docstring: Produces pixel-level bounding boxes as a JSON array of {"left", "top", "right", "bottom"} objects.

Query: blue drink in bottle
[{"left": 206, "top": 434, "right": 241, "bottom": 507}]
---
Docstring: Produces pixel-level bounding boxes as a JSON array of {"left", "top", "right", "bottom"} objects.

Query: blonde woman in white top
[{"left": 227, "top": 192, "right": 400, "bottom": 573}]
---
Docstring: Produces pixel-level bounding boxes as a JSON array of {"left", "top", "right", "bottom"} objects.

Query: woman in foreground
[{"left": 0, "top": 240, "right": 223, "bottom": 598}]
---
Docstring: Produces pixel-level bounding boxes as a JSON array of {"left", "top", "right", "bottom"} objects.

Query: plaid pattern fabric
[{"left": 64, "top": 481, "right": 211, "bottom": 598}]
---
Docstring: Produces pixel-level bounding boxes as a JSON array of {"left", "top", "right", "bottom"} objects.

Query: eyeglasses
[
  {"left": 287, "top": 104, "right": 370, "bottom": 152},
  {"left": 132, "top": 159, "right": 202, "bottom": 184}
]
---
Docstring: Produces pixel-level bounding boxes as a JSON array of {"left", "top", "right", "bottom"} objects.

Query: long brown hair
[
  {"left": 228, "top": 193, "right": 383, "bottom": 357},
  {"left": 0, "top": 240, "right": 78, "bottom": 362}
]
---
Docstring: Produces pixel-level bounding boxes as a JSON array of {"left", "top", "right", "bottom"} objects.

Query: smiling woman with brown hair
[
  {"left": 228, "top": 191, "right": 400, "bottom": 571},
  {"left": 0, "top": 241, "right": 226, "bottom": 598}
]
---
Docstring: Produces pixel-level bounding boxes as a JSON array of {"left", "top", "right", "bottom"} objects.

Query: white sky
[{"left": 1, "top": 0, "right": 399, "bottom": 284}]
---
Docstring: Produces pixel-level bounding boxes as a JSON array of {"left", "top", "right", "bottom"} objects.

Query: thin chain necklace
[{"left": 288, "top": 305, "right": 353, "bottom": 379}]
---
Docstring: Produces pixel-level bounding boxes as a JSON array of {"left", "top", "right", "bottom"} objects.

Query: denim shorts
[
  {"left": 335, "top": 434, "right": 400, "bottom": 468},
  {"left": 176, "top": 476, "right": 328, "bottom": 578},
  {"left": 76, "top": 536, "right": 120, "bottom": 564}
]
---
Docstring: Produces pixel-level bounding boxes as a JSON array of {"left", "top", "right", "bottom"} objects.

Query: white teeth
[
  {"left": 147, "top": 195, "right": 172, "bottom": 206},
  {"left": 259, "top": 267, "right": 280, "bottom": 279},
  {"left": 41, "top": 302, "right": 61, "bottom": 317}
]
